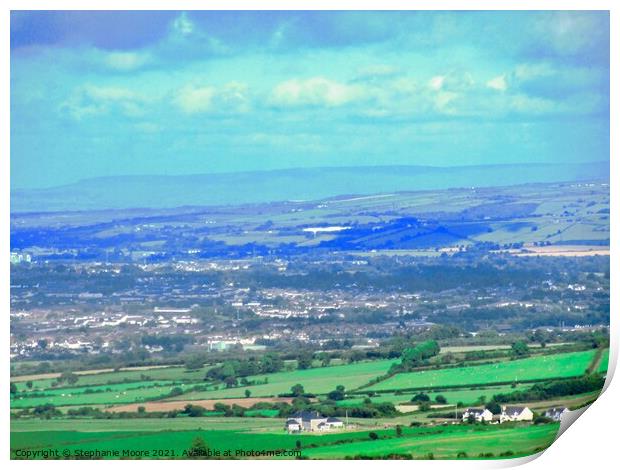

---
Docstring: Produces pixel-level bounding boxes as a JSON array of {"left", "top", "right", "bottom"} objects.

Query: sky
[{"left": 10, "top": 10, "right": 610, "bottom": 189}]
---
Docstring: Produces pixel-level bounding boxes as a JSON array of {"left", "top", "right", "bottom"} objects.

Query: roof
[
  {"left": 326, "top": 417, "right": 343, "bottom": 423},
  {"left": 285, "top": 419, "right": 300, "bottom": 425},
  {"left": 547, "top": 407, "right": 569, "bottom": 413},
  {"left": 289, "top": 410, "right": 324, "bottom": 421},
  {"left": 465, "top": 408, "right": 487, "bottom": 414},
  {"left": 503, "top": 406, "right": 527, "bottom": 414}
]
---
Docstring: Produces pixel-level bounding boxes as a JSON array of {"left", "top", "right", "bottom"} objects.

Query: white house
[
  {"left": 285, "top": 418, "right": 302, "bottom": 433},
  {"left": 545, "top": 407, "right": 569, "bottom": 422},
  {"left": 285, "top": 411, "right": 344, "bottom": 433},
  {"left": 462, "top": 408, "right": 494, "bottom": 423},
  {"left": 500, "top": 406, "right": 533, "bottom": 423}
]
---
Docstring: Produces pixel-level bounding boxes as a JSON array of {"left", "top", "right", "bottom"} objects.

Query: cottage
[
  {"left": 545, "top": 407, "right": 569, "bottom": 422},
  {"left": 285, "top": 419, "right": 302, "bottom": 433},
  {"left": 325, "top": 417, "right": 344, "bottom": 429},
  {"left": 286, "top": 411, "right": 344, "bottom": 433},
  {"left": 462, "top": 408, "right": 494, "bottom": 423},
  {"left": 500, "top": 406, "right": 533, "bottom": 423}
]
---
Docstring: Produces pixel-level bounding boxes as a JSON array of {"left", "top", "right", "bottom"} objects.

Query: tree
[
  {"left": 213, "top": 403, "right": 232, "bottom": 416},
  {"left": 368, "top": 432, "right": 379, "bottom": 440},
  {"left": 411, "top": 392, "right": 430, "bottom": 402},
  {"left": 291, "top": 384, "right": 305, "bottom": 397},
  {"left": 317, "top": 353, "right": 331, "bottom": 367},
  {"left": 486, "top": 401, "right": 501, "bottom": 415},
  {"left": 398, "top": 340, "right": 440, "bottom": 371},
  {"left": 418, "top": 402, "right": 431, "bottom": 412},
  {"left": 435, "top": 395, "right": 447, "bottom": 404},
  {"left": 137, "top": 406, "right": 146, "bottom": 414},
  {"left": 511, "top": 341, "right": 529, "bottom": 357},
  {"left": 26, "top": 381, "right": 33, "bottom": 389},
  {"left": 395, "top": 425, "right": 403, "bottom": 437},
  {"left": 10, "top": 383, "right": 17, "bottom": 395},
  {"left": 187, "top": 436, "right": 209, "bottom": 459},
  {"left": 297, "top": 352, "right": 313, "bottom": 370},
  {"left": 59, "top": 371, "right": 79, "bottom": 385},
  {"left": 184, "top": 355, "right": 204, "bottom": 371},
  {"left": 184, "top": 404, "right": 207, "bottom": 417},
  {"left": 327, "top": 385, "right": 345, "bottom": 401},
  {"left": 244, "top": 389, "right": 252, "bottom": 398}
]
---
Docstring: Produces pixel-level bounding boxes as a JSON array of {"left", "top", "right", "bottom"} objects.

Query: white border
[{"left": 3, "top": 2, "right": 616, "bottom": 469}]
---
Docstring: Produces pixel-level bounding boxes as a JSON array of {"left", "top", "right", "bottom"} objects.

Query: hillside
[{"left": 11, "top": 162, "right": 609, "bottom": 213}]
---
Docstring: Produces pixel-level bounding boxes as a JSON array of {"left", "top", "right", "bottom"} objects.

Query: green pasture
[
  {"left": 597, "top": 349, "right": 609, "bottom": 373},
  {"left": 363, "top": 350, "right": 596, "bottom": 392},
  {"left": 169, "top": 359, "right": 396, "bottom": 401},
  {"left": 12, "top": 365, "right": 211, "bottom": 391},
  {"left": 341, "top": 384, "right": 532, "bottom": 407},
  {"left": 10, "top": 419, "right": 560, "bottom": 460},
  {"left": 303, "top": 423, "right": 560, "bottom": 459},
  {"left": 11, "top": 383, "right": 194, "bottom": 409}
]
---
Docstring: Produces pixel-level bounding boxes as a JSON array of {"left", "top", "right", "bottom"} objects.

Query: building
[
  {"left": 324, "top": 417, "right": 344, "bottom": 429},
  {"left": 285, "top": 411, "right": 344, "bottom": 433},
  {"left": 285, "top": 419, "right": 302, "bottom": 433},
  {"left": 462, "top": 408, "right": 494, "bottom": 423},
  {"left": 545, "top": 407, "right": 569, "bottom": 422},
  {"left": 500, "top": 406, "right": 533, "bottom": 423}
]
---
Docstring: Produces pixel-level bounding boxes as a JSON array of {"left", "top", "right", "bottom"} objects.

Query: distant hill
[{"left": 11, "top": 162, "right": 609, "bottom": 213}]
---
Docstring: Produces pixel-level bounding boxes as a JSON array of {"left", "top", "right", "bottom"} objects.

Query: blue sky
[{"left": 11, "top": 11, "right": 609, "bottom": 189}]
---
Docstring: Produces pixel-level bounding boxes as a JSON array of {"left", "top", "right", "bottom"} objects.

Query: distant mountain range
[{"left": 11, "top": 162, "right": 609, "bottom": 213}]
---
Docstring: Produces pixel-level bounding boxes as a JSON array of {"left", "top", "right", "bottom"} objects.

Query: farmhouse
[
  {"left": 500, "top": 406, "right": 533, "bottom": 423},
  {"left": 285, "top": 411, "right": 344, "bottom": 433},
  {"left": 545, "top": 407, "right": 569, "bottom": 422},
  {"left": 285, "top": 419, "right": 302, "bottom": 433},
  {"left": 462, "top": 408, "right": 494, "bottom": 423}
]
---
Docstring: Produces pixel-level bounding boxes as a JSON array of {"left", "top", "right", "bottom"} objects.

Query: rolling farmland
[{"left": 363, "top": 350, "right": 597, "bottom": 392}]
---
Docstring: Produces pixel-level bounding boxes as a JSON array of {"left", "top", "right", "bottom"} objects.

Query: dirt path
[
  {"left": 10, "top": 364, "right": 178, "bottom": 383},
  {"left": 106, "top": 397, "right": 294, "bottom": 413}
]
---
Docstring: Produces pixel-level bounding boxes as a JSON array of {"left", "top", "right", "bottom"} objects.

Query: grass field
[
  {"left": 10, "top": 418, "right": 560, "bottom": 460},
  {"left": 341, "top": 384, "right": 532, "bottom": 407},
  {"left": 12, "top": 365, "right": 212, "bottom": 392},
  {"left": 167, "top": 359, "right": 396, "bottom": 401},
  {"left": 302, "top": 423, "right": 559, "bottom": 459},
  {"left": 363, "top": 350, "right": 597, "bottom": 392},
  {"left": 597, "top": 349, "right": 610, "bottom": 373},
  {"left": 11, "top": 382, "right": 192, "bottom": 409}
]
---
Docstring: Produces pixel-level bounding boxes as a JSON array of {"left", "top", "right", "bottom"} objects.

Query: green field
[
  {"left": 11, "top": 365, "right": 213, "bottom": 391},
  {"left": 169, "top": 359, "right": 396, "bottom": 401},
  {"left": 597, "top": 349, "right": 610, "bottom": 373},
  {"left": 364, "top": 350, "right": 597, "bottom": 392},
  {"left": 341, "top": 384, "right": 532, "bottom": 407},
  {"left": 303, "top": 423, "right": 560, "bottom": 459},
  {"left": 10, "top": 349, "right": 603, "bottom": 460},
  {"left": 10, "top": 417, "right": 560, "bottom": 460},
  {"left": 11, "top": 382, "right": 192, "bottom": 409}
]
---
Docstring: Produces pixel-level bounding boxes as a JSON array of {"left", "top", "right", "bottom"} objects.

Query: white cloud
[
  {"left": 104, "top": 52, "right": 151, "bottom": 71},
  {"left": 429, "top": 75, "right": 445, "bottom": 91},
  {"left": 173, "top": 12, "right": 194, "bottom": 36},
  {"left": 59, "top": 85, "right": 146, "bottom": 120},
  {"left": 270, "top": 77, "right": 365, "bottom": 108},
  {"left": 83, "top": 85, "right": 137, "bottom": 101},
  {"left": 174, "top": 85, "right": 216, "bottom": 114},
  {"left": 174, "top": 82, "right": 250, "bottom": 114},
  {"left": 487, "top": 75, "right": 508, "bottom": 91}
]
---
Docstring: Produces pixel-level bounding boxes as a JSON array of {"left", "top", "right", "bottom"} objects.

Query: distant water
[{"left": 11, "top": 162, "right": 609, "bottom": 213}]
